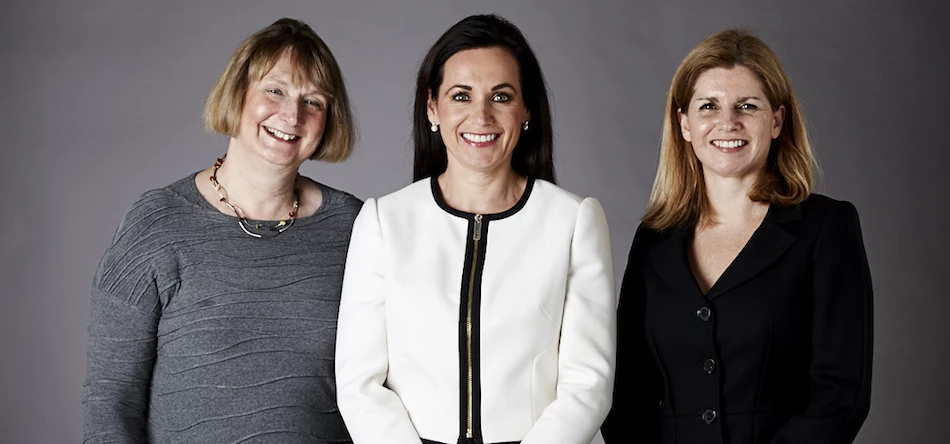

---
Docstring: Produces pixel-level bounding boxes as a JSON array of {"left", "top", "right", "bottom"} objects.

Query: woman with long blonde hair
[{"left": 602, "top": 29, "right": 872, "bottom": 444}]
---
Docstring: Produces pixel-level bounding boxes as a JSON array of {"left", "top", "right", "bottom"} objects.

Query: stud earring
[
  {"left": 522, "top": 120, "right": 529, "bottom": 131},
  {"left": 430, "top": 122, "right": 439, "bottom": 132}
]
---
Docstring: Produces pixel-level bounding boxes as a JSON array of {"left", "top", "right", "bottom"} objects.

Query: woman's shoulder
[
  {"left": 528, "top": 178, "right": 603, "bottom": 214},
  {"left": 93, "top": 175, "right": 200, "bottom": 295},
  {"left": 369, "top": 178, "right": 435, "bottom": 213},
  {"left": 115, "top": 174, "right": 205, "bottom": 235},
  {"left": 799, "top": 193, "right": 862, "bottom": 227},
  {"left": 628, "top": 220, "right": 676, "bottom": 254},
  {"left": 530, "top": 178, "right": 582, "bottom": 203},
  {"left": 309, "top": 179, "right": 364, "bottom": 216}
]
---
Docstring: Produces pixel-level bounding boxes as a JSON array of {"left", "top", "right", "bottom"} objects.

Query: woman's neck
[
  {"left": 438, "top": 164, "right": 526, "bottom": 215},
  {"left": 701, "top": 173, "right": 768, "bottom": 228},
  {"left": 213, "top": 149, "right": 299, "bottom": 220}
]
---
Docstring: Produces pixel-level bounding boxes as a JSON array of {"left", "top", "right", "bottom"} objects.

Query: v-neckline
[{"left": 688, "top": 204, "right": 773, "bottom": 297}]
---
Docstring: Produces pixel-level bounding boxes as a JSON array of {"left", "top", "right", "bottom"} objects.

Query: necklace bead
[{"left": 210, "top": 155, "right": 300, "bottom": 238}]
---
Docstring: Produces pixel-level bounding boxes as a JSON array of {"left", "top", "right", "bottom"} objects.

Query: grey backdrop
[{"left": 1, "top": 0, "right": 947, "bottom": 442}]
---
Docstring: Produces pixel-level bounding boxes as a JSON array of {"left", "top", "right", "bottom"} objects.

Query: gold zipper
[{"left": 466, "top": 214, "right": 482, "bottom": 439}]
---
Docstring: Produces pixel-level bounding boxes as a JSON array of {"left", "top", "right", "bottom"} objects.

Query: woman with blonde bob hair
[
  {"left": 82, "top": 18, "right": 361, "bottom": 443},
  {"left": 602, "top": 29, "right": 872, "bottom": 444}
]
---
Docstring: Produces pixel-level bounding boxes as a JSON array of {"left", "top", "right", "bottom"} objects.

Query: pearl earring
[
  {"left": 522, "top": 121, "right": 529, "bottom": 131},
  {"left": 430, "top": 122, "right": 439, "bottom": 132}
]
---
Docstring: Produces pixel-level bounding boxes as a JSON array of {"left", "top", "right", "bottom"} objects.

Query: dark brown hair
[{"left": 412, "top": 14, "right": 555, "bottom": 182}]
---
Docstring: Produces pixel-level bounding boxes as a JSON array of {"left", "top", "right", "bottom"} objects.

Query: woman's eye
[
  {"left": 304, "top": 99, "right": 324, "bottom": 109},
  {"left": 452, "top": 92, "right": 469, "bottom": 101},
  {"left": 267, "top": 88, "right": 282, "bottom": 95},
  {"left": 492, "top": 93, "right": 511, "bottom": 102},
  {"left": 698, "top": 103, "right": 715, "bottom": 111},
  {"left": 739, "top": 103, "right": 758, "bottom": 110}
]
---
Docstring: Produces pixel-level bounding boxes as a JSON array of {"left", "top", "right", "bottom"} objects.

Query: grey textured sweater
[{"left": 83, "top": 174, "right": 361, "bottom": 443}]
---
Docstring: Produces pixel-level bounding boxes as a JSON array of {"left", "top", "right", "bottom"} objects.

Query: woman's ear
[
  {"left": 772, "top": 105, "right": 786, "bottom": 139},
  {"left": 678, "top": 108, "right": 692, "bottom": 142},
  {"left": 426, "top": 91, "right": 438, "bottom": 125}
]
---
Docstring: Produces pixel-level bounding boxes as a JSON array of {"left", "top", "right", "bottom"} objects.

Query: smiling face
[
  {"left": 233, "top": 50, "right": 328, "bottom": 169},
  {"left": 427, "top": 47, "right": 530, "bottom": 177},
  {"left": 679, "top": 65, "right": 785, "bottom": 183}
]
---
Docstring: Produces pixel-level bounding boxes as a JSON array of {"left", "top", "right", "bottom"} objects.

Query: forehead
[
  {"left": 692, "top": 65, "right": 766, "bottom": 99},
  {"left": 441, "top": 47, "right": 521, "bottom": 88},
  {"left": 252, "top": 49, "right": 324, "bottom": 92}
]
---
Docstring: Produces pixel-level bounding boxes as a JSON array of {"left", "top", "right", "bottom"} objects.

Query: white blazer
[{"left": 336, "top": 177, "right": 617, "bottom": 444}]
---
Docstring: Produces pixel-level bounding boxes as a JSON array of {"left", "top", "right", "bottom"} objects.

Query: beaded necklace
[{"left": 210, "top": 155, "right": 299, "bottom": 238}]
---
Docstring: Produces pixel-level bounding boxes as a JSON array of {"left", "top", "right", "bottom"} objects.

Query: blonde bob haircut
[
  {"left": 203, "top": 18, "right": 354, "bottom": 162},
  {"left": 643, "top": 29, "right": 817, "bottom": 231}
]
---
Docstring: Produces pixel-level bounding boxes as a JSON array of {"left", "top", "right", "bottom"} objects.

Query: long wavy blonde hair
[{"left": 643, "top": 29, "right": 817, "bottom": 231}]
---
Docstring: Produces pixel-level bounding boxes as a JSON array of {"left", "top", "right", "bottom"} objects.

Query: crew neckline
[
  {"left": 176, "top": 172, "right": 332, "bottom": 225},
  {"left": 429, "top": 175, "right": 535, "bottom": 221}
]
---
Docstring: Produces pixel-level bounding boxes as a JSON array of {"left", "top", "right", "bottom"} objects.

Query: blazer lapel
[
  {"left": 649, "top": 228, "right": 704, "bottom": 298},
  {"left": 705, "top": 203, "right": 801, "bottom": 299}
]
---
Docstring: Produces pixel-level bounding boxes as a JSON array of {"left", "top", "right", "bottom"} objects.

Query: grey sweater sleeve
[{"left": 82, "top": 191, "right": 169, "bottom": 444}]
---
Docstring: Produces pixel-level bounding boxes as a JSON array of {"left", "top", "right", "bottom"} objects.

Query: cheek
[
  {"left": 691, "top": 141, "right": 705, "bottom": 159},
  {"left": 237, "top": 109, "right": 259, "bottom": 134},
  {"left": 509, "top": 104, "right": 529, "bottom": 125},
  {"left": 504, "top": 131, "right": 521, "bottom": 150},
  {"left": 695, "top": 118, "right": 716, "bottom": 132},
  {"left": 439, "top": 105, "right": 465, "bottom": 127},
  {"left": 754, "top": 117, "right": 777, "bottom": 142},
  {"left": 310, "top": 111, "right": 328, "bottom": 131},
  {"left": 686, "top": 118, "right": 713, "bottom": 142},
  {"left": 243, "top": 99, "right": 273, "bottom": 124}
]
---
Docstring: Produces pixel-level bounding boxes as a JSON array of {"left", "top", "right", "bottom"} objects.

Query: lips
[
  {"left": 462, "top": 133, "right": 499, "bottom": 143},
  {"left": 711, "top": 139, "right": 748, "bottom": 149},
  {"left": 264, "top": 126, "right": 299, "bottom": 142}
]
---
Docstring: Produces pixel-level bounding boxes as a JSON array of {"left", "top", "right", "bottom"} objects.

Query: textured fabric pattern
[{"left": 83, "top": 173, "right": 361, "bottom": 444}]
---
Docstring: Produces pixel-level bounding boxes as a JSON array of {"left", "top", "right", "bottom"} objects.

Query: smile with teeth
[
  {"left": 712, "top": 139, "right": 748, "bottom": 149},
  {"left": 265, "top": 126, "right": 299, "bottom": 141},
  {"left": 462, "top": 133, "right": 499, "bottom": 144}
]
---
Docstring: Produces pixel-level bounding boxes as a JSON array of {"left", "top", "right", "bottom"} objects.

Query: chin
[
  {"left": 469, "top": 157, "right": 506, "bottom": 171},
  {"left": 711, "top": 166, "right": 764, "bottom": 181},
  {"left": 258, "top": 148, "right": 305, "bottom": 166}
]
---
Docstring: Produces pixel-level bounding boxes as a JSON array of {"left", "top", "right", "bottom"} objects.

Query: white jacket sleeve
[
  {"left": 521, "top": 197, "right": 617, "bottom": 444},
  {"left": 335, "top": 198, "right": 423, "bottom": 444}
]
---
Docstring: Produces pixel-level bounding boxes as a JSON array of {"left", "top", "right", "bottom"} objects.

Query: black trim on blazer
[
  {"left": 433, "top": 176, "right": 535, "bottom": 444},
  {"left": 422, "top": 439, "right": 520, "bottom": 444},
  {"left": 429, "top": 175, "right": 535, "bottom": 221},
  {"left": 457, "top": 211, "right": 490, "bottom": 443},
  {"left": 471, "top": 226, "right": 487, "bottom": 443},
  {"left": 458, "top": 220, "right": 475, "bottom": 442}
]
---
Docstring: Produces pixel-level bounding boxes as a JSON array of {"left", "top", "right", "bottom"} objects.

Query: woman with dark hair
[
  {"left": 336, "top": 14, "right": 617, "bottom": 444},
  {"left": 601, "top": 29, "right": 872, "bottom": 444},
  {"left": 82, "top": 18, "right": 361, "bottom": 443}
]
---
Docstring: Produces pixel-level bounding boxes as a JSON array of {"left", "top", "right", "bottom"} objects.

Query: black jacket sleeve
[
  {"left": 602, "top": 224, "right": 661, "bottom": 443},
  {"left": 770, "top": 201, "right": 873, "bottom": 444}
]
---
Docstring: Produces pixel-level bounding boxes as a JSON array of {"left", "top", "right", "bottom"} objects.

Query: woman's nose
[{"left": 279, "top": 99, "right": 300, "bottom": 126}]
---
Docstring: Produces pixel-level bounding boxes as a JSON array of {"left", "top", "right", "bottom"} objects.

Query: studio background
[{"left": 1, "top": 0, "right": 947, "bottom": 442}]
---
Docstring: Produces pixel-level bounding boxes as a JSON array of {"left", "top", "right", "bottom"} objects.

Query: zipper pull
[{"left": 473, "top": 214, "right": 482, "bottom": 241}]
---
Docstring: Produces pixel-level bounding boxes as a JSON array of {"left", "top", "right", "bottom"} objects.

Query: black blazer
[{"left": 602, "top": 194, "right": 872, "bottom": 444}]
